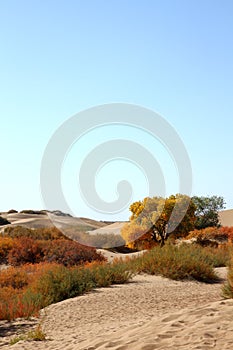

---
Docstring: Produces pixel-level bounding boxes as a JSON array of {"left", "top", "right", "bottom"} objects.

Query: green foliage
[
  {"left": 88, "top": 261, "right": 133, "bottom": 287},
  {"left": 192, "top": 195, "right": 225, "bottom": 229},
  {"left": 28, "top": 264, "right": 95, "bottom": 306},
  {"left": 129, "top": 244, "right": 219, "bottom": 283}
]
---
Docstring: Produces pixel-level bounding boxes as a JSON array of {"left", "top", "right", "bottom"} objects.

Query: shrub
[
  {"left": 27, "top": 264, "right": 95, "bottom": 306},
  {"left": 130, "top": 244, "right": 219, "bottom": 283},
  {"left": 10, "top": 325, "right": 46, "bottom": 345},
  {"left": 0, "top": 237, "right": 14, "bottom": 263},
  {"left": 0, "top": 266, "right": 29, "bottom": 289},
  {"left": 0, "top": 260, "right": 133, "bottom": 321},
  {"left": 222, "top": 227, "right": 233, "bottom": 243},
  {"left": 86, "top": 260, "right": 133, "bottom": 287},
  {"left": 8, "top": 209, "right": 18, "bottom": 214},
  {"left": 7, "top": 237, "right": 45, "bottom": 266},
  {"left": 43, "top": 239, "right": 105, "bottom": 266},
  {"left": 3, "top": 226, "right": 35, "bottom": 239},
  {"left": 186, "top": 226, "right": 232, "bottom": 243},
  {"left": 0, "top": 287, "right": 36, "bottom": 320},
  {"left": 0, "top": 216, "right": 10, "bottom": 226},
  {"left": 20, "top": 210, "right": 46, "bottom": 215},
  {"left": 3, "top": 225, "right": 68, "bottom": 240}
]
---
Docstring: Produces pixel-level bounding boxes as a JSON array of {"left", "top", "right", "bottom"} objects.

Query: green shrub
[
  {"left": 87, "top": 260, "right": 133, "bottom": 287},
  {"left": 130, "top": 244, "right": 219, "bottom": 283},
  {"left": 28, "top": 264, "right": 95, "bottom": 306}
]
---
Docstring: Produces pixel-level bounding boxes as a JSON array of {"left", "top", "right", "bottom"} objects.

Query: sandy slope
[
  {"left": 0, "top": 268, "right": 231, "bottom": 350},
  {"left": 219, "top": 209, "right": 233, "bottom": 227}
]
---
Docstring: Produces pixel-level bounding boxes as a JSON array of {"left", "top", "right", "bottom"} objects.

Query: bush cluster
[
  {"left": 129, "top": 244, "right": 221, "bottom": 283},
  {"left": 0, "top": 237, "right": 14, "bottom": 264},
  {"left": 0, "top": 226, "right": 106, "bottom": 266},
  {"left": 0, "top": 260, "right": 133, "bottom": 320},
  {"left": 3, "top": 237, "right": 105, "bottom": 266},
  {"left": 2, "top": 226, "right": 68, "bottom": 240},
  {"left": 186, "top": 226, "right": 233, "bottom": 243},
  {"left": 20, "top": 210, "right": 46, "bottom": 215}
]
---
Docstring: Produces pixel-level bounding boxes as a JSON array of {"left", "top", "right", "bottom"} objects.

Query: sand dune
[
  {"left": 1, "top": 268, "right": 232, "bottom": 350},
  {"left": 0, "top": 212, "right": 107, "bottom": 232},
  {"left": 219, "top": 209, "right": 233, "bottom": 227},
  {"left": 88, "top": 222, "right": 126, "bottom": 235}
]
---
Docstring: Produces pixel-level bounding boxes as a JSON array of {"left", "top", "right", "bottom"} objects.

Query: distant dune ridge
[
  {"left": 1, "top": 208, "right": 233, "bottom": 229},
  {"left": 0, "top": 210, "right": 108, "bottom": 231}
]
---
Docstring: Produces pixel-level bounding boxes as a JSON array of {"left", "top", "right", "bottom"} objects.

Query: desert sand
[
  {"left": 219, "top": 209, "right": 233, "bottom": 227},
  {"left": 0, "top": 267, "right": 232, "bottom": 350}
]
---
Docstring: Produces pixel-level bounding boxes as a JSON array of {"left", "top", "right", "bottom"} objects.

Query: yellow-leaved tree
[{"left": 121, "top": 194, "right": 196, "bottom": 250}]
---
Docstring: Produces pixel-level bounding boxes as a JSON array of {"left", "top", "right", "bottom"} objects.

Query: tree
[
  {"left": 121, "top": 194, "right": 196, "bottom": 249},
  {"left": 192, "top": 195, "right": 225, "bottom": 229}
]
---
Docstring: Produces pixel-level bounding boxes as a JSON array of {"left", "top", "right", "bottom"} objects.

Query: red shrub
[
  {"left": 186, "top": 227, "right": 230, "bottom": 242},
  {"left": 7, "top": 237, "right": 45, "bottom": 266},
  {"left": 220, "top": 227, "right": 233, "bottom": 243},
  {"left": 43, "top": 239, "right": 105, "bottom": 266}
]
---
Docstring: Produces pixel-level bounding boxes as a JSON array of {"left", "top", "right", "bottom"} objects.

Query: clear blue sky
[{"left": 0, "top": 0, "right": 232, "bottom": 220}]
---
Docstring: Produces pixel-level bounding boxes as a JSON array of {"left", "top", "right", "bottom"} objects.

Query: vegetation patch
[{"left": 128, "top": 244, "right": 220, "bottom": 283}]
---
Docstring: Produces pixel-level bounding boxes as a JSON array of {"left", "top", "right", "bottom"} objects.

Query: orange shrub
[
  {"left": 43, "top": 239, "right": 105, "bottom": 266},
  {"left": 7, "top": 237, "right": 105, "bottom": 267},
  {"left": 221, "top": 227, "right": 233, "bottom": 243},
  {"left": 0, "top": 237, "right": 14, "bottom": 264},
  {"left": 0, "top": 266, "right": 29, "bottom": 289},
  {"left": 186, "top": 227, "right": 231, "bottom": 242},
  {"left": 0, "top": 286, "right": 42, "bottom": 320},
  {"left": 7, "top": 237, "right": 45, "bottom": 266}
]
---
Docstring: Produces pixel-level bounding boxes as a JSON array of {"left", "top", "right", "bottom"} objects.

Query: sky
[{"left": 0, "top": 0, "right": 232, "bottom": 220}]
